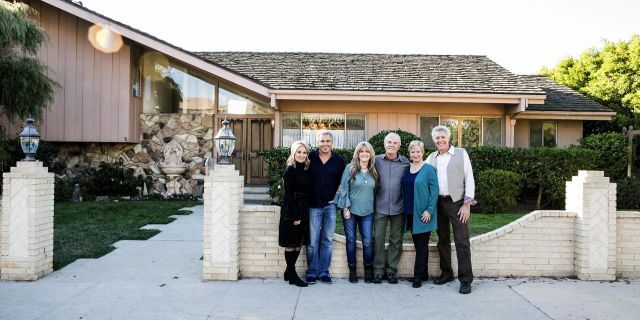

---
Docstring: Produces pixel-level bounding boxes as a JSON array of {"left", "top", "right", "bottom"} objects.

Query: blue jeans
[
  {"left": 307, "top": 204, "right": 337, "bottom": 278},
  {"left": 343, "top": 213, "right": 373, "bottom": 267}
]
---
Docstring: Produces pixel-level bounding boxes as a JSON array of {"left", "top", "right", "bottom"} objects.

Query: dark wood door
[{"left": 219, "top": 117, "right": 272, "bottom": 185}]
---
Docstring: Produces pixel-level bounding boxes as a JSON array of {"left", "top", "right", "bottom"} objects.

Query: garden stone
[{"left": 71, "top": 184, "right": 82, "bottom": 202}]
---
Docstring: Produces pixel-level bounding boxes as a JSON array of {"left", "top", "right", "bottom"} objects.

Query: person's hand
[
  {"left": 293, "top": 220, "right": 301, "bottom": 225},
  {"left": 421, "top": 211, "right": 431, "bottom": 223},
  {"left": 343, "top": 208, "right": 351, "bottom": 220},
  {"left": 458, "top": 204, "right": 471, "bottom": 224}
]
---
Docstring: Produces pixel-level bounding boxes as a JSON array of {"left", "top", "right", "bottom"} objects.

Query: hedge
[
  {"left": 266, "top": 145, "right": 600, "bottom": 209},
  {"left": 475, "top": 169, "right": 522, "bottom": 213}
]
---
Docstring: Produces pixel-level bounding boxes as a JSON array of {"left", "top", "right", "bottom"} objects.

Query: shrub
[
  {"left": 475, "top": 169, "right": 522, "bottom": 213},
  {"left": 617, "top": 176, "right": 640, "bottom": 209},
  {"left": 368, "top": 129, "right": 421, "bottom": 158},
  {"left": 579, "top": 132, "right": 627, "bottom": 180},
  {"left": 85, "top": 160, "right": 147, "bottom": 198}
]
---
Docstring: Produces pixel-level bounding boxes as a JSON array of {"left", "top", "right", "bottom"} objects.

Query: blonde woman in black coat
[{"left": 279, "top": 140, "right": 312, "bottom": 287}]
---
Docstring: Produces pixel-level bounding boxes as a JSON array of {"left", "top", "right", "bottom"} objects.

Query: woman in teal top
[
  {"left": 402, "top": 140, "right": 439, "bottom": 288},
  {"left": 334, "top": 141, "right": 378, "bottom": 283}
]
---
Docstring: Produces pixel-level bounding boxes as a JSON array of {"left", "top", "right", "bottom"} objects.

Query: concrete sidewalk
[{"left": 1, "top": 205, "right": 638, "bottom": 320}]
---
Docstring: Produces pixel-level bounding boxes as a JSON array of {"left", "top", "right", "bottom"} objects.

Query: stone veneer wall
[
  {"left": 616, "top": 211, "right": 640, "bottom": 278},
  {"left": 53, "top": 113, "right": 214, "bottom": 195},
  {"left": 237, "top": 207, "right": 640, "bottom": 279}
]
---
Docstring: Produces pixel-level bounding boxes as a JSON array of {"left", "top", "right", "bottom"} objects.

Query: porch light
[
  {"left": 214, "top": 118, "right": 236, "bottom": 164},
  {"left": 18, "top": 116, "right": 40, "bottom": 161}
]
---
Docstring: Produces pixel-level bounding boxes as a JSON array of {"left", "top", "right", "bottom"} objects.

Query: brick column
[
  {"left": 566, "top": 170, "right": 617, "bottom": 280},
  {"left": 202, "top": 164, "right": 243, "bottom": 280},
  {"left": 1, "top": 161, "right": 55, "bottom": 281}
]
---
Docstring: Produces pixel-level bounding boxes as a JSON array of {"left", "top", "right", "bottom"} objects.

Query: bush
[
  {"left": 85, "top": 160, "right": 147, "bottom": 198},
  {"left": 368, "top": 129, "right": 421, "bottom": 158},
  {"left": 617, "top": 176, "right": 640, "bottom": 209},
  {"left": 475, "top": 169, "right": 522, "bottom": 213},
  {"left": 579, "top": 132, "right": 627, "bottom": 180}
]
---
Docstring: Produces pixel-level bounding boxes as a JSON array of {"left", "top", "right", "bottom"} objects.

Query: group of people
[{"left": 278, "top": 126, "right": 476, "bottom": 294}]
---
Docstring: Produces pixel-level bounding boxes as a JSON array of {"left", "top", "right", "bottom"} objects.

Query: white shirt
[{"left": 427, "top": 146, "right": 475, "bottom": 199}]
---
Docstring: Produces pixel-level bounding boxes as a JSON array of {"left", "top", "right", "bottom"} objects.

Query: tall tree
[
  {"left": 0, "top": 1, "right": 58, "bottom": 124},
  {"left": 540, "top": 34, "right": 640, "bottom": 134}
]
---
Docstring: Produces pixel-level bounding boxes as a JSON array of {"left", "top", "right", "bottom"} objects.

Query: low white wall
[{"left": 616, "top": 211, "right": 640, "bottom": 278}]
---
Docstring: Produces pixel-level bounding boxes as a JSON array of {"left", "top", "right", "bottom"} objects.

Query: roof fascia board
[
  {"left": 43, "top": 0, "right": 271, "bottom": 98},
  {"left": 273, "top": 90, "right": 546, "bottom": 104},
  {"left": 513, "top": 111, "right": 615, "bottom": 120}
]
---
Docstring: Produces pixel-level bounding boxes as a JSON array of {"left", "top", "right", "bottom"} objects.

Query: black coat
[{"left": 279, "top": 162, "right": 311, "bottom": 247}]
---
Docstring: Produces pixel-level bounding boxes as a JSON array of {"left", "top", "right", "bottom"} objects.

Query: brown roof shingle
[
  {"left": 519, "top": 75, "right": 612, "bottom": 112},
  {"left": 196, "top": 52, "right": 545, "bottom": 95}
]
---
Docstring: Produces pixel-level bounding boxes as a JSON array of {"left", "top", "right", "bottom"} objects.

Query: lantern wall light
[
  {"left": 214, "top": 118, "right": 236, "bottom": 165},
  {"left": 18, "top": 116, "right": 41, "bottom": 161}
]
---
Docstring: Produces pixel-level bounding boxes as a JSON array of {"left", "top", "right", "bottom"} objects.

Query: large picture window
[
  {"left": 419, "top": 116, "right": 502, "bottom": 148},
  {"left": 218, "top": 86, "right": 273, "bottom": 115},
  {"left": 142, "top": 53, "right": 214, "bottom": 114},
  {"left": 529, "top": 121, "right": 557, "bottom": 147},
  {"left": 282, "top": 113, "right": 366, "bottom": 149}
]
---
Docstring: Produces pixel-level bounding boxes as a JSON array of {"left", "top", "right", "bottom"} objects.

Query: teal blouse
[{"left": 333, "top": 163, "right": 376, "bottom": 216}]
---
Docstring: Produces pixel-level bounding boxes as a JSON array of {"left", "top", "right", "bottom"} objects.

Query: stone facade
[
  {"left": 53, "top": 113, "right": 214, "bottom": 196},
  {"left": 0, "top": 162, "right": 55, "bottom": 280},
  {"left": 206, "top": 169, "right": 640, "bottom": 280}
]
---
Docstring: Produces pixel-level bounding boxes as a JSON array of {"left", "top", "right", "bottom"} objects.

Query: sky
[{"left": 80, "top": 0, "right": 640, "bottom": 74}]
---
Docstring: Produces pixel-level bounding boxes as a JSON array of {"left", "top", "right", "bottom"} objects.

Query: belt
[{"left": 439, "top": 195, "right": 452, "bottom": 200}]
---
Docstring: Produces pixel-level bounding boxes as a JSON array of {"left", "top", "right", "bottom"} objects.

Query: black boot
[
  {"left": 348, "top": 264, "right": 358, "bottom": 283},
  {"left": 284, "top": 250, "right": 308, "bottom": 287},
  {"left": 364, "top": 265, "right": 374, "bottom": 283}
]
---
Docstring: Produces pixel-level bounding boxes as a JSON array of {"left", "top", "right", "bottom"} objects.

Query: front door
[{"left": 218, "top": 117, "right": 272, "bottom": 185}]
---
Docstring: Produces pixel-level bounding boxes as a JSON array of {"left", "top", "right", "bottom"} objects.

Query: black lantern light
[
  {"left": 18, "top": 116, "right": 40, "bottom": 161},
  {"left": 214, "top": 118, "right": 236, "bottom": 164}
]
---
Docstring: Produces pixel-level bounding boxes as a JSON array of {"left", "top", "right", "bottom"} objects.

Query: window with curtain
[
  {"left": 282, "top": 113, "right": 366, "bottom": 148},
  {"left": 419, "top": 116, "right": 439, "bottom": 148},
  {"left": 529, "top": 121, "right": 557, "bottom": 147}
]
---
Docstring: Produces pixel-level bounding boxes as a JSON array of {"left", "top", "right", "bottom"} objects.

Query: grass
[
  {"left": 53, "top": 200, "right": 201, "bottom": 270},
  {"left": 335, "top": 212, "right": 528, "bottom": 243}
]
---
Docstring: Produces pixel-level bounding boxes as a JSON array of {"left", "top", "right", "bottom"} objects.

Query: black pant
[
  {"left": 436, "top": 197, "right": 473, "bottom": 284},
  {"left": 411, "top": 231, "right": 431, "bottom": 280}
]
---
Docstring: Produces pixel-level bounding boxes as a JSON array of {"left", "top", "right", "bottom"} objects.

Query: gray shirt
[{"left": 374, "top": 154, "right": 410, "bottom": 215}]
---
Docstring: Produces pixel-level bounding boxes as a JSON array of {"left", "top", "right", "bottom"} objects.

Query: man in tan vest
[{"left": 427, "top": 125, "right": 476, "bottom": 294}]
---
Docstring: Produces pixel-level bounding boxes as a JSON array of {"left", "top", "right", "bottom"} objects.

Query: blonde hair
[
  {"left": 408, "top": 140, "right": 425, "bottom": 161},
  {"left": 349, "top": 141, "right": 379, "bottom": 184},
  {"left": 286, "top": 140, "right": 310, "bottom": 169}
]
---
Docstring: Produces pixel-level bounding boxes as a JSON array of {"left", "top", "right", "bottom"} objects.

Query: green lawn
[
  {"left": 53, "top": 200, "right": 201, "bottom": 270},
  {"left": 335, "top": 212, "right": 527, "bottom": 243}
]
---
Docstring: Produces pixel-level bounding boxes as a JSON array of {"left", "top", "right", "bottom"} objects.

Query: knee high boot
[{"left": 285, "top": 250, "right": 308, "bottom": 287}]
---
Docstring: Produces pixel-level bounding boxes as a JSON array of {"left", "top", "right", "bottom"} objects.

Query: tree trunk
[{"left": 536, "top": 185, "right": 544, "bottom": 209}]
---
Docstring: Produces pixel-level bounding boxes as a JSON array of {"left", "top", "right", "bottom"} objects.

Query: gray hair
[
  {"left": 384, "top": 132, "right": 401, "bottom": 143},
  {"left": 431, "top": 125, "right": 451, "bottom": 140},
  {"left": 408, "top": 140, "right": 425, "bottom": 153},
  {"left": 316, "top": 130, "right": 334, "bottom": 141}
]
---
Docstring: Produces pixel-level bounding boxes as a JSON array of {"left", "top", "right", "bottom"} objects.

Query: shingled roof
[
  {"left": 195, "top": 52, "right": 545, "bottom": 95},
  {"left": 520, "top": 75, "right": 612, "bottom": 112}
]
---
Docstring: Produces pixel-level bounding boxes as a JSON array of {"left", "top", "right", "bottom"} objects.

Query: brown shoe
[{"left": 433, "top": 275, "right": 455, "bottom": 285}]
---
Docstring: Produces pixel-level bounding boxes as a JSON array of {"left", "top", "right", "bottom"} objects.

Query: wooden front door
[{"left": 219, "top": 117, "right": 272, "bottom": 185}]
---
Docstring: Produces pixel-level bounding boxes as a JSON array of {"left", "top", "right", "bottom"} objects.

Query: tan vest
[{"left": 428, "top": 147, "right": 466, "bottom": 202}]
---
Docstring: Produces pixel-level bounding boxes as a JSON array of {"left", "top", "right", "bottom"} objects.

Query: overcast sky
[{"left": 80, "top": 0, "right": 640, "bottom": 74}]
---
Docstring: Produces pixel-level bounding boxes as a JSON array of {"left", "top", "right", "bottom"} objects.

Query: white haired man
[{"left": 426, "top": 125, "right": 476, "bottom": 294}]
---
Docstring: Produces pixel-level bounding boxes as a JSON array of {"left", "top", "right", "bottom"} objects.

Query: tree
[
  {"left": 0, "top": 1, "right": 58, "bottom": 124},
  {"left": 540, "top": 34, "right": 640, "bottom": 134}
]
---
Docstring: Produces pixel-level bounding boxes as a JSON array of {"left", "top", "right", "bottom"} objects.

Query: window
[
  {"left": 281, "top": 113, "right": 366, "bottom": 148},
  {"left": 218, "top": 86, "right": 273, "bottom": 115},
  {"left": 142, "top": 54, "right": 214, "bottom": 114},
  {"left": 419, "top": 116, "right": 502, "bottom": 147},
  {"left": 529, "top": 121, "right": 557, "bottom": 147},
  {"left": 419, "top": 116, "right": 439, "bottom": 148}
]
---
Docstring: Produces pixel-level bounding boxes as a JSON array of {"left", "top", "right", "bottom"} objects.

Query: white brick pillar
[
  {"left": 566, "top": 170, "right": 617, "bottom": 280},
  {"left": 1, "top": 161, "right": 55, "bottom": 281},
  {"left": 202, "top": 164, "right": 243, "bottom": 280}
]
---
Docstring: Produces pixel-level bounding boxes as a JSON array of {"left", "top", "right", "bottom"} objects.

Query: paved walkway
[{"left": 1, "top": 205, "right": 639, "bottom": 320}]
